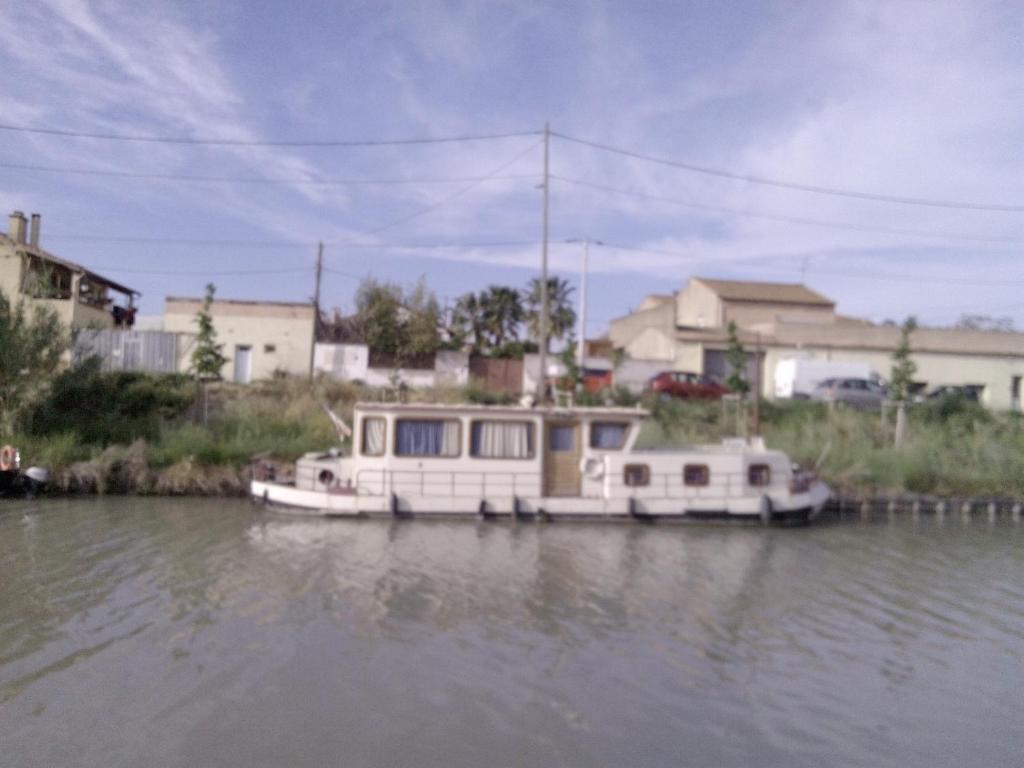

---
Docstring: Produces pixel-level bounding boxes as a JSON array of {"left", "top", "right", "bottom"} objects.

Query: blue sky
[{"left": 1, "top": 0, "right": 1022, "bottom": 334}]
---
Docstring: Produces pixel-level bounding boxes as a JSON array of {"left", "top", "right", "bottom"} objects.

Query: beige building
[
  {"left": 164, "top": 297, "right": 315, "bottom": 383},
  {"left": 1, "top": 210, "right": 137, "bottom": 328},
  {"left": 609, "top": 277, "right": 1024, "bottom": 410}
]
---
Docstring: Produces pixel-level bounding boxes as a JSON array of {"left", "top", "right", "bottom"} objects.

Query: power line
[
  {"left": 0, "top": 160, "right": 538, "bottom": 186},
  {"left": 0, "top": 123, "right": 542, "bottom": 147},
  {"left": 552, "top": 131, "right": 1024, "bottom": 212},
  {"left": 90, "top": 265, "right": 311, "bottom": 276},
  {"left": 348, "top": 138, "right": 543, "bottom": 239},
  {"left": 553, "top": 175, "right": 1024, "bottom": 245},
  {"left": 43, "top": 234, "right": 538, "bottom": 249}
]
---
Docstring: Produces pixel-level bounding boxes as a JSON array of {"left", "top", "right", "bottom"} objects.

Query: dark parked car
[
  {"left": 647, "top": 371, "right": 731, "bottom": 400},
  {"left": 811, "top": 377, "right": 888, "bottom": 409},
  {"left": 921, "top": 385, "right": 982, "bottom": 403}
]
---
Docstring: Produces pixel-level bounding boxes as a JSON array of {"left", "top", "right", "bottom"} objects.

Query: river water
[{"left": 1, "top": 498, "right": 1022, "bottom": 767}]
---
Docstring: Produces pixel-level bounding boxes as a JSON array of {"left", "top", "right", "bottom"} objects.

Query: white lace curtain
[
  {"left": 471, "top": 421, "right": 533, "bottom": 459},
  {"left": 363, "top": 417, "right": 386, "bottom": 455}
]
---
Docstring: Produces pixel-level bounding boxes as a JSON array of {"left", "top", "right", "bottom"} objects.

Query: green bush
[{"left": 27, "top": 358, "right": 194, "bottom": 445}]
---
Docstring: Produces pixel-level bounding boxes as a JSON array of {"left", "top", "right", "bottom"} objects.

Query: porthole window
[
  {"left": 683, "top": 464, "right": 710, "bottom": 486},
  {"left": 748, "top": 464, "right": 771, "bottom": 487},
  {"left": 624, "top": 464, "right": 650, "bottom": 487},
  {"left": 318, "top": 469, "right": 335, "bottom": 485}
]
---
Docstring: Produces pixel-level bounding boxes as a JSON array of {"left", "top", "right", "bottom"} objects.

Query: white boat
[{"left": 250, "top": 402, "right": 831, "bottom": 524}]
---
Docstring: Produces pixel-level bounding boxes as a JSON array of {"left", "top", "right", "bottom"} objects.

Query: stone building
[{"left": 609, "top": 277, "right": 1024, "bottom": 410}]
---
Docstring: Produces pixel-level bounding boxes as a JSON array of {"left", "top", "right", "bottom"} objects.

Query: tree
[
  {"left": 403, "top": 277, "right": 442, "bottom": 358},
  {"left": 890, "top": 316, "right": 918, "bottom": 402},
  {"left": 0, "top": 290, "right": 67, "bottom": 433},
  {"left": 190, "top": 283, "right": 227, "bottom": 379},
  {"left": 353, "top": 276, "right": 442, "bottom": 362},
  {"left": 955, "top": 314, "right": 1013, "bottom": 332},
  {"left": 354, "top": 278, "right": 403, "bottom": 356},
  {"left": 725, "top": 321, "right": 749, "bottom": 395},
  {"left": 481, "top": 285, "right": 523, "bottom": 349},
  {"left": 524, "top": 276, "right": 576, "bottom": 352},
  {"left": 448, "top": 292, "right": 486, "bottom": 352}
]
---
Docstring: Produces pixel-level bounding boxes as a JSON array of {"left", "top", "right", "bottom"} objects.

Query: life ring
[
  {"left": 579, "top": 456, "right": 605, "bottom": 480},
  {"left": 0, "top": 445, "right": 15, "bottom": 472}
]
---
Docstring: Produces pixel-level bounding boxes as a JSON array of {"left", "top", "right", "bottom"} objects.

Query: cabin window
[
  {"left": 623, "top": 464, "right": 650, "bottom": 487},
  {"left": 590, "top": 422, "right": 628, "bottom": 450},
  {"left": 683, "top": 464, "right": 710, "bottom": 486},
  {"left": 362, "top": 417, "right": 386, "bottom": 456},
  {"left": 470, "top": 421, "right": 534, "bottom": 459},
  {"left": 549, "top": 425, "right": 575, "bottom": 452},
  {"left": 748, "top": 464, "right": 771, "bottom": 486},
  {"left": 395, "top": 419, "right": 461, "bottom": 457}
]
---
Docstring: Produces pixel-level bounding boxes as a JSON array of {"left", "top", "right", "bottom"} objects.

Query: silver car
[{"left": 811, "top": 377, "right": 888, "bottom": 409}]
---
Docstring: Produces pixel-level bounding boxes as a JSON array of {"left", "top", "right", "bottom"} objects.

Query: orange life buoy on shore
[{"left": 0, "top": 445, "right": 15, "bottom": 472}]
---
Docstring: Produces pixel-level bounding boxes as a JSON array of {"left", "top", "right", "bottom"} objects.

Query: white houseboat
[{"left": 250, "top": 402, "right": 830, "bottom": 524}]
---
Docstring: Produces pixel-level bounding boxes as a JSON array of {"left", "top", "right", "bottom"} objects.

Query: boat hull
[{"left": 250, "top": 479, "right": 831, "bottom": 525}]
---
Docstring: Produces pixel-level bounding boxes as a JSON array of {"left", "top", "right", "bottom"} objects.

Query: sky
[{"left": 1, "top": 0, "right": 1022, "bottom": 335}]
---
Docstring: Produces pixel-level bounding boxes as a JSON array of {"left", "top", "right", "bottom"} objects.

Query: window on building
[
  {"left": 590, "top": 422, "right": 628, "bottom": 450},
  {"left": 395, "top": 419, "right": 461, "bottom": 457},
  {"left": 362, "top": 417, "right": 386, "bottom": 456},
  {"left": 748, "top": 464, "right": 771, "bottom": 486},
  {"left": 624, "top": 464, "right": 650, "bottom": 487},
  {"left": 683, "top": 464, "right": 710, "bottom": 486},
  {"left": 470, "top": 421, "right": 534, "bottom": 459},
  {"left": 264, "top": 344, "right": 276, "bottom": 353}
]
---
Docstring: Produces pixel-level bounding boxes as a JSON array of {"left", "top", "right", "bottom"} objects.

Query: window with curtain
[
  {"left": 470, "top": 421, "right": 534, "bottom": 459},
  {"left": 590, "top": 422, "right": 628, "bottom": 450},
  {"left": 394, "top": 419, "right": 461, "bottom": 457},
  {"left": 683, "top": 464, "right": 710, "bottom": 486},
  {"left": 623, "top": 464, "right": 650, "bottom": 486},
  {"left": 748, "top": 464, "right": 771, "bottom": 486},
  {"left": 549, "top": 425, "right": 575, "bottom": 452},
  {"left": 362, "top": 417, "right": 386, "bottom": 456}
]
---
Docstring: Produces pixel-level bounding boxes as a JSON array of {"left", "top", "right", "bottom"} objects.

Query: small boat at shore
[
  {"left": 250, "top": 402, "right": 830, "bottom": 524},
  {"left": 0, "top": 444, "right": 49, "bottom": 498}
]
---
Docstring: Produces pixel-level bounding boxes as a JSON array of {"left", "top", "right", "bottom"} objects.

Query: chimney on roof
[
  {"left": 29, "top": 213, "right": 40, "bottom": 248},
  {"left": 7, "top": 211, "right": 27, "bottom": 244}
]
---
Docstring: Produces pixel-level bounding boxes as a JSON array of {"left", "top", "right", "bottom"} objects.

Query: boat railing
[
  {"left": 354, "top": 468, "right": 542, "bottom": 499},
  {"left": 351, "top": 467, "right": 764, "bottom": 500}
]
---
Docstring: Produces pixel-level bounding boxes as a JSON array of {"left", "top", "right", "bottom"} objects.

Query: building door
[
  {"left": 233, "top": 345, "right": 252, "bottom": 384},
  {"left": 1013, "top": 376, "right": 1021, "bottom": 412},
  {"left": 543, "top": 421, "right": 581, "bottom": 497}
]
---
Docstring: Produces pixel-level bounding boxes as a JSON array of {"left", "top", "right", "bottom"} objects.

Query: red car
[{"left": 647, "top": 371, "right": 731, "bottom": 400}]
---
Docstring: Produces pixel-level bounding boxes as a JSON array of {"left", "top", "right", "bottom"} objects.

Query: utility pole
[
  {"left": 536, "top": 122, "right": 550, "bottom": 402},
  {"left": 310, "top": 241, "right": 323, "bottom": 379}
]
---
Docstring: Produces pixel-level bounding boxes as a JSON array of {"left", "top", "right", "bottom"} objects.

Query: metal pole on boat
[
  {"left": 537, "top": 122, "right": 550, "bottom": 403},
  {"left": 310, "top": 241, "right": 323, "bottom": 379},
  {"left": 567, "top": 237, "right": 602, "bottom": 371}
]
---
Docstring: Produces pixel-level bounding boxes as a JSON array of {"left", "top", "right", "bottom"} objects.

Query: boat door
[{"left": 543, "top": 420, "right": 581, "bottom": 497}]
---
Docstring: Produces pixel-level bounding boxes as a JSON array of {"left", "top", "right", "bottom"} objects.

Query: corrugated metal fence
[{"left": 73, "top": 330, "right": 181, "bottom": 373}]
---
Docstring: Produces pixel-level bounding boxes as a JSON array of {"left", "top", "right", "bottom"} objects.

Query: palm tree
[
  {"left": 449, "top": 292, "right": 487, "bottom": 352},
  {"left": 524, "top": 276, "right": 576, "bottom": 352},
  {"left": 480, "top": 285, "right": 524, "bottom": 349}
]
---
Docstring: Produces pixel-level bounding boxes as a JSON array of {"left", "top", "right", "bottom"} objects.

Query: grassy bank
[
  {"left": 8, "top": 365, "right": 1024, "bottom": 498},
  {"left": 641, "top": 397, "right": 1024, "bottom": 499}
]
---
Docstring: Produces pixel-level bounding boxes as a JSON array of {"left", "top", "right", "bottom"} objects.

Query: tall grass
[{"left": 11, "top": 368, "right": 1024, "bottom": 498}]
